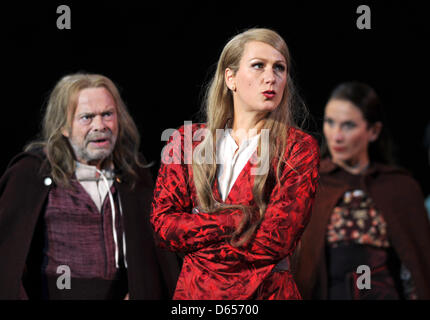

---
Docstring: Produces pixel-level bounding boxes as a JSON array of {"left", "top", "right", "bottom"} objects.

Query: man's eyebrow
[
  {"left": 77, "top": 108, "right": 115, "bottom": 117},
  {"left": 77, "top": 112, "right": 95, "bottom": 117}
]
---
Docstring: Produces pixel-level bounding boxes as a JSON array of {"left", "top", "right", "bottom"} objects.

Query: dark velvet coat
[{"left": 0, "top": 149, "right": 180, "bottom": 299}]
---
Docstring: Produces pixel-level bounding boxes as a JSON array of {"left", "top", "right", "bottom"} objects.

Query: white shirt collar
[{"left": 75, "top": 161, "right": 115, "bottom": 181}]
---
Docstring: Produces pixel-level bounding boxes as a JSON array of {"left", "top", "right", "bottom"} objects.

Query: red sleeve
[
  {"left": 232, "top": 132, "right": 320, "bottom": 264},
  {"left": 150, "top": 125, "right": 242, "bottom": 253}
]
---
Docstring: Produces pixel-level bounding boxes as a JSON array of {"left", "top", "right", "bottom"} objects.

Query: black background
[{"left": 1, "top": 1, "right": 429, "bottom": 196}]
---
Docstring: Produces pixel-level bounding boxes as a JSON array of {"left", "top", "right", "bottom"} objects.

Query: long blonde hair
[
  {"left": 25, "top": 73, "right": 144, "bottom": 187},
  {"left": 192, "top": 28, "right": 309, "bottom": 247}
]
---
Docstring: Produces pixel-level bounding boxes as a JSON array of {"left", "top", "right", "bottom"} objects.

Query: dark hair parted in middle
[{"left": 323, "top": 81, "right": 395, "bottom": 164}]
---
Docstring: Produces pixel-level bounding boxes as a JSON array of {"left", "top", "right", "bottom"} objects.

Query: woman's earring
[{"left": 231, "top": 85, "right": 236, "bottom": 92}]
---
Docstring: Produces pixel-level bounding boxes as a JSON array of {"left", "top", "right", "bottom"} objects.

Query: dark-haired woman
[{"left": 294, "top": 82, "right": 430, "bottom": 299}]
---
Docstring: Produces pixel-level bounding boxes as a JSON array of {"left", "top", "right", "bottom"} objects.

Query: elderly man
[{"left": 0, "top": 73, "right": 180, "bottom": 299}]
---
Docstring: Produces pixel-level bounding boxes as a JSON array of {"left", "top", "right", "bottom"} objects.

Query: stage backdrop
[{"left": 2, "top": 1, "right": 429, "bottom": 195}]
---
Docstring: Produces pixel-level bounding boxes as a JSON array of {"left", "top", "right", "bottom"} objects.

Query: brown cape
[{"left": 293, "top": 158, "right": 430, "bottom": 299}]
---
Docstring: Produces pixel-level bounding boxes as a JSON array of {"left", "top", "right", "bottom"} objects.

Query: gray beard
[{"left": 68, "top": 138, "right": 116, "bottom": 165}]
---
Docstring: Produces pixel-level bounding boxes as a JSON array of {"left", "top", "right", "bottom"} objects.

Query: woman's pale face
[
  {"left": 323, "top": 99, "right": 380, "bottom": 167},
  {"left": 226, "top": 41, "right": 287, "bottom": 115}
]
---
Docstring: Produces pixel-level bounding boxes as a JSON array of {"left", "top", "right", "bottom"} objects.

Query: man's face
[{"left": 62, "top": 87, "right": 118, "bottom": 168}]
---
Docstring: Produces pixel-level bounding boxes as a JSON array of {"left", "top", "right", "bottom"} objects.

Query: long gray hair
[{"left": 26, "top": 73, "right": 144, "bottom": 187}]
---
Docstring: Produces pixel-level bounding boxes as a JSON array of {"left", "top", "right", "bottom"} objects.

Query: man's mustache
[{"left": 85, "top": 131, "right": 113, "bottom": 145}]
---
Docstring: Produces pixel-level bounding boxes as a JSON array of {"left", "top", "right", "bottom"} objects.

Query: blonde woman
[{"left": 151, "top": 28, "right": 319, "bottom": 299}]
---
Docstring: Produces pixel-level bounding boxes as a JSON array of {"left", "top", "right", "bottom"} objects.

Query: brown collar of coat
[{"left": 319, "top": 157, "right": 409, "bottom": 177}]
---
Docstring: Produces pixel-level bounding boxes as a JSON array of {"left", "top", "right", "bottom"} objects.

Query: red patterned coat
[{"left": 151, "top": 123, "right": 319, "bottom": 299}]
